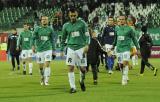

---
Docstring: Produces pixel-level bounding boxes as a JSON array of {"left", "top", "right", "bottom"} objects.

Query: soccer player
[
  {"left": 7, "top": 28, "right": 21, "bottom": 71},
  {"left": 60, "top": 7, "right": 90, "bottom": 93},
  {"left": 127, "top": 15, "right": 139, "bottom": 67},
  {"left": 17, "top": 23, "right": 33, "bottom": 75},
  {"left": 113, "top": 15, "right": 140, "bottom": 85},
  {"left": 32, "top": 16, "right": 56, "bottom": 85},
  {"left": 102, "top": 16, "right": 116, "bottom": 74}
]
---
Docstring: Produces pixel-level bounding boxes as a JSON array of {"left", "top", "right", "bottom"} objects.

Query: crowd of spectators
[{"left": 0, "top": 0, "right": 160, "bottom": 30}]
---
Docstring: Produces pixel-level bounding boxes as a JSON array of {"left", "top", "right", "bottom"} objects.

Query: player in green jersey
[
  {"left": 113, "top": 15, "right": 140, "bottom": 85},
  {"left": 60, "top": 7, "right": 90, "bottom": 93},
  {"left": 127, "top": 16, "right": 139, "bottom": 67},
  {"left": 32, "top": 16, "right": 56, "bottom": 86},
  {"left": 17, "top": 23, "right": 33, "bottom": 75}
]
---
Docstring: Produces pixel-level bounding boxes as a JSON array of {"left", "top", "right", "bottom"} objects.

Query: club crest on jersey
[
  {"left": 118, "top": 36, "right": 125, "bottom": 40},
  {"left": 71, "top": 31, "right": 80, "bottom": 37},
  {"left": 41, "top": 36, "right": 48, "bottom": 40}
]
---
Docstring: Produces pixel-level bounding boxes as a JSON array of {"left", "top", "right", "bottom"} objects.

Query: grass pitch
[{"left": 0, "top": 59, "right": 160, "bottom": 102}]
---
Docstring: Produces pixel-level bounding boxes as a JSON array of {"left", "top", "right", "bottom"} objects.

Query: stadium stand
[{"left": 0, "top": 0, "right": 160, "bottom": 32}]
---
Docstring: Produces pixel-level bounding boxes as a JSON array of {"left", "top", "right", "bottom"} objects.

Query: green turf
[{"left": 0, "top": 59, "right": 160, "bottom": 102}]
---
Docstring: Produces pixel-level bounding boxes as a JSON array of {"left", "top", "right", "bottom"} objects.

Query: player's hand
[
  {"left": 32, "top": 46, "right": 36, "bottom": 53},
  {"left": 83, "top": 45, "right": 89, "bottom": 54}
]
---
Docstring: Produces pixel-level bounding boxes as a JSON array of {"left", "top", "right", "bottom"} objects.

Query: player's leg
[
  {"left": 117, "top": 53, "right": 123, "bottom": 71},
  {"left": 117, "top": 53, "right": 125, "bottom": 85},
  {"left": 22, "top": 60, "right": 26, "bottom": 75},
  {"left": 122, "top": 61, "right": 129, "bottom": 85},
  {"left": 39, "top": 63, "right": 44, "bottom": 85},
  {"left": 43, "top": 50, "right": 52, "bottom": 85},
  {"left": 131, "top": 47, "right": 136, "bottom": 66},
  {"left": 122, "top": 51, "right": 130, "bottom": 85},
  {"left": 79, "top": 66, "right": 86, "bottom": 91},
  {"left": 132, "top": 55, "right": 136, "bottom": 66},
  {"left": 28, "top": 50, "right": 33, "bottom": 75},
  {"left": 68, "top": 65, "right": 76, "bottom": 93},
  {"left": 28, "top": 57, "right": 33, "bottom": 75},
  {"left": 36, "top": 52, "right": 45, "bottom": 85},
  {"left": 135, "top": 55, "right": 138, "bottom": 65},
  {"left": 21, "top": 50, "right": 27, "bottom": 75},
  {"left": 86, "top": 63, "right": 89, "bottom": 72},
  {"left": 44, "top": 61, "right": 50, "bottom": 85},
  {"left": 66, "top": 48, "right": 76, "bottom": 93},
  {"left": 133, "top": 47, "right": 138, "bottom": 65},
  {"left": 78, "top": 47, "right": 87, "bottom": 91}
]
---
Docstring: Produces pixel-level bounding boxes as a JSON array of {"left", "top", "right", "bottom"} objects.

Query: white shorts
[
  {"left": 21, "top": 50, "right": 33, "bottom": 59},
  {"left": 117, "top": 51, "right": 130, "bottom": 63},
  {"left": 36, "top": 50, "right": 52, "bottom": 63},
  {"left": 66, "top": 47, "right": 87, "bottom": 67}
]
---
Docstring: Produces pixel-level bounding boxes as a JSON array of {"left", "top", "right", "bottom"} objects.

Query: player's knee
[
  {"left": 80, "top": 67, "right": 86, "bottom": 73},
  {"left": 68, "top": 65, "right": 74, "bottom": 72},
  {"left": 39, "top": 64, "right": 44, "bottom": 69},
  {"left": 45, "top": 61, "right": 50, "bottom": 67},
  {"left": 28, "top": 57, "right": 32, "bottom": 62},
  {"left": 123, "top": 61, "right": 129, "bottom": 66}
]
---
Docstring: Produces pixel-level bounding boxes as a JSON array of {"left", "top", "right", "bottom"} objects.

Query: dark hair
[
  {"left": 23, "top": 22, "right": 29, "bottom": 25},
  {"left": 127, "top": 15, "right": 136, "bottom": 24},
  {"left": 68, "top": 5, "right": 77, "bottom": 13},
  {"left": 141, "top": 25, "right": 148, "bottom": 33},
  {"left": 108, "top": 16, "right": 114, "bottom": 21},
  {"left": 12, "top": 27, "right": 17, "bottom": 31}
]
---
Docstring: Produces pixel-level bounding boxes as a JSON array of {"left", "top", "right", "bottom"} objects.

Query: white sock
[
  {"left": 48, "top": 67, "right": 51, "bottom": 76},
  {"left": 23, "top": 64, "right": 26, "bottom": 71},
  {"left": 68, "top": 72, "right": 76, "bottom": 89},
  {"left": 122, "top": 68, "right": 126, "bottom": 81},
  {"left": 135, "top": 55, "right": 138, "bottom": 65},
  {"left": 29, "top": 63, "right": 33, "bottom": 74},
  {"left": 44, "top": 67, "right": 50, "bottom": 83},
  {"left": 124, "top": 66, "right": 129, "bottom": 80},
  {"left": 80, "top": 71, "right": 82, "bottom": 82},
  {"left": 132, "top": 56, "right": 136, "bottom": 66}
]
